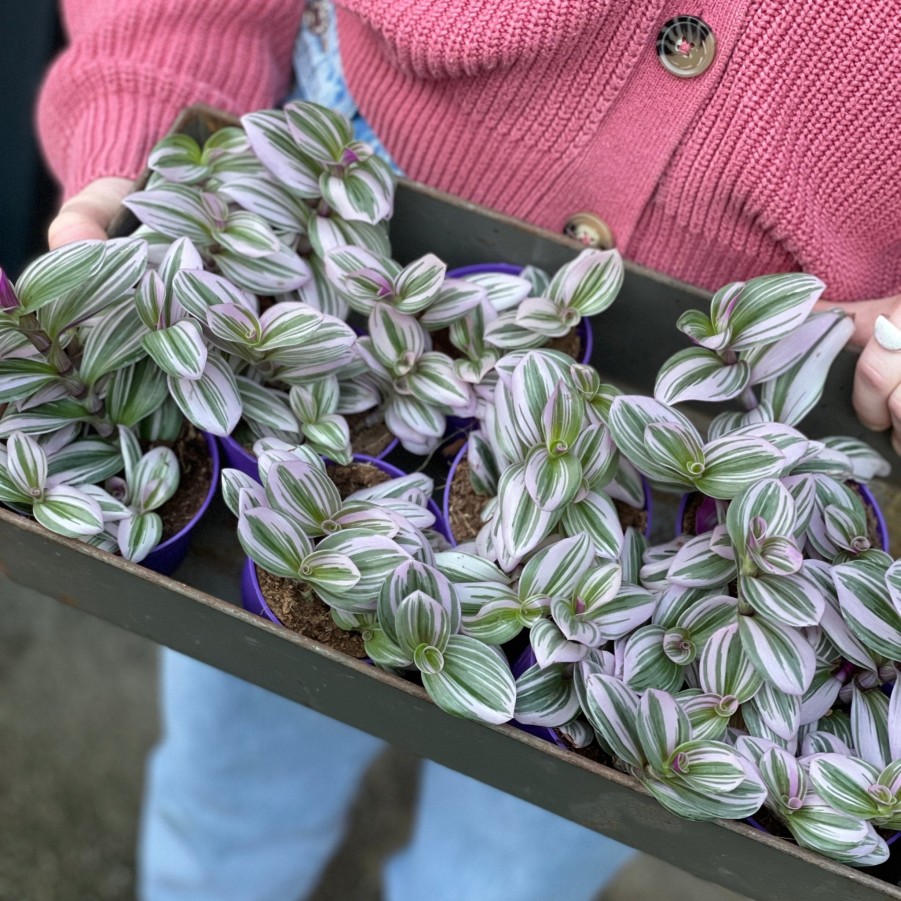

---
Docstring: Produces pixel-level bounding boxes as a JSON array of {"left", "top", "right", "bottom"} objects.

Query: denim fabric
[
  {"left": 288, "top": 0, "right": 397, "bottom": 168},
  {"left": 139, "top": 652, "right": 636, "bottom": 900}
]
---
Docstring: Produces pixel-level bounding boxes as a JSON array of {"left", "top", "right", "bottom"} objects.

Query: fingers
[
  {"left": 47, "top": 177, "right": 135, "bottom": 249},
  {"left": 853, "top": 301, "right": 901, "bottom": 451}
]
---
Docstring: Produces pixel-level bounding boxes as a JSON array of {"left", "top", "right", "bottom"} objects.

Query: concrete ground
[{"left": 0, "top": 575, "right": 750, "bottom": 901}]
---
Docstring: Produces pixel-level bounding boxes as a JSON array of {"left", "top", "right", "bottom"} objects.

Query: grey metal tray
[{"left": 6, "top": 108, "right": 900, "bottom": 901}]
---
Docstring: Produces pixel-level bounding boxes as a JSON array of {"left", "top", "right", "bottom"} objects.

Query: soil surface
[
  {"left": 255, "top": 460, "right": 391, "bottom": 654},
  {"left": 447, "top": 458, "right": 489, "bottom": 543},
  {"left": 153, "top": 426, "right": 213, "bottom": 541},
  {"left": 255, "top": 566, "right": 367, "bottom": 658}
]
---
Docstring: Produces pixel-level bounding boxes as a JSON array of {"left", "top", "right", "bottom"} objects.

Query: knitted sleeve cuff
[{"left": 37, "top": 0, "right": 303, "bottom": 198}]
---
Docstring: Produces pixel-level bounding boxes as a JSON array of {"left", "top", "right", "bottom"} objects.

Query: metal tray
[{"left": 6, "top": 107, "right": 899, "bottom": 901}]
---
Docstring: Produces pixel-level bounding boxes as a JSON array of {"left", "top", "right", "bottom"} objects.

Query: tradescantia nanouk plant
[
  {"left": 223, "top": 442, "right": 515, "bottom": 725},
  {"left": 0, "top": 238, "right": 220, "bottom": 562},
  {"left": 458, "top": 348, "right": 646, "bottom": 572}
]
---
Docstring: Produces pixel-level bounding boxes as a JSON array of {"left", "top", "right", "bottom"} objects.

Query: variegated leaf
[
  {"left": 393, "top": 254, "right": 446, "bottom": 314},
  {"left": 740, "top": 570, "right": 824, "bottom": 628},
  {"left": 514, "top": 661, "right": 581, "bottom": 727},
  {"left": 561, "top": 490, "right": 624, "bottom": 558},
  {"left": 237, "top": 505, "right": 311, "bottom": 578},
  {"left": 122, "top": 185, "right": 214, "bottom": 244},
  {"left": 621, "top": 625, "right": 684, "bottom": 693},
  {"left": 759, "top": 313, "right": 855, "bottom": 426},
  {"left": 607, "top": 396, "right": 701, "bottom": 489},
  {"left": 242, "top": 109, "right": 321, "bottom": 196},
  {"left": 523, "top": 446, "right": 582, "bottom": 512},
  {"left": 118, "top": 511, "right": 163, "bottom": 563},
  {"left": 33, "top": 485, "right": 104, "bottom": 538},
  {"left": 725, "top": 273, "right": 825, "bottom": 351},
  {"left": 698, "top": 624, "right": 762, "bottom": 702},
  {"left": 738, "top": 614, "right": 816, "bottom": 696},
  {"left": 667, "top": 532, "right": 736, "bottom": 588},
  {"left": 637, "top": 688, "right": 691, "bottom": 773},
  {"left": 851, "top": 681, "right": 891, "bottom": 770},
  {"left": 79, "top": 303, "right": 148, "bottom": 385},
  {"left": 142, "top": 319, "right": 208, "bottom": 380},
  {"left": 7, "top": 432, "right": 47, "bottom": 497},
  {"left": 105, "top": 359, "right": 168, "bottom": 427},
  {"left": 833, "top": 560, "right": 901, "bottom": 661},
  {"left": 168, "top": 355, "right": 242, "bottom": 437},
  {"left": 654, "top": 347, "right": 750, "bottom": 405},
  {"left": 214, "top": 240, "right": 311, "bottom": 294},
  {"left": 257, "top": 302, "right": 325, "bottom": 352},
  {"left": 172, "top": 269, "right": 256, "bottom": 319},
  {"left": 546, "top": 248, "right": 624, "bottom": 317},
  {"left": 15, "top": 241, "right": 106, "bottom": 314},
  {"left": 694, "top": 435, "right": 786, "bottom": 499},
  {"left": 808, "top": 754, "right": 884, "bottom": 819},
  {"left": 747, "top": 680, "right": 801, "bottom": 741},
  {"left": 582, "top": 673, "right": 645, "bottom": 767},
  {"left": 530, "top": 618, "right": 590, "bottom": 667},
  {"left": 421, "top": 634, "right": 515, "bottom": 724}
]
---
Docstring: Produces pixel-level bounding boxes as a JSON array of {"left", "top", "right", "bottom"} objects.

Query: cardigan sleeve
[{"left": 37, "top": 0, "right": 304, "bottom": 198}]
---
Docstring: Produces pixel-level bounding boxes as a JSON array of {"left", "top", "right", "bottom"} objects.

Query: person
[{"left": 36, "top": 2, "right": 901, "bottom": 899}]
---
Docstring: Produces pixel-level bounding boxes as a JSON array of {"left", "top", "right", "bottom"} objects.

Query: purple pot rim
[
  {"left": 856, "top": 481, "right": 890, "bottom": 554},
  {"left": 243, "top": 555, "right": 282, "bottom": 625},
  {"left": 447, "top": 261, "right": 593, "bottom": 366},
  {"left": 218, "top": 432, "right": 400, "bottom": 469},
  {"left": 443, "top": 440, "right": 469, "bottom": 548},
  {"left": 675, "top": 482, "right": 890, "bottom": 553},
  {"left": 151, "top": 431, "right": 220, "bottom": 554},
  {"left": 443, "top": 439, "right": 652, "bottom": 547}
]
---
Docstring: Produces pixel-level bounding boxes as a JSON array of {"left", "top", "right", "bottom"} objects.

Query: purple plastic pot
[
  {"left": 442, "top": 440, "right": 653, "bottom": 548},
  {"left": 675, "top": 481, "right": 890, "bottom": 552},
  {"left": 241, "top": 453, "right": 450, "bottom": 624},
  {"left": 217, "top": 431, "right": 399, "bottom": 481},
  {"left": 143, "top": 431, "right": 221, "bottom": 576},
  {"left": 511, "top": 647, "right": 568, "bottom": 748}
]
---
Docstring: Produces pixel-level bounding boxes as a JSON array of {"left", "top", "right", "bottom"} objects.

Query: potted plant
[
  {"left": 0, "top": 238, "right": 222, "bottom": 573},
  {"left": 221, "top": 442, "right": 516, "bottom": 725},
  {"left": 497, "top": 272, "right": 901, "bottom": 866}
]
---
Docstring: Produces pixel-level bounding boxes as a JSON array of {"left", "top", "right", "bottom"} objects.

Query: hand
[
  {"left": 815, "top": 294, "right": 901, "bottom": 453},
  {"left": 47, "top": 177, "right": 135, "bottom": 249}
]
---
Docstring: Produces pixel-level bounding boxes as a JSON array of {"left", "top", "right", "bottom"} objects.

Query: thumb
[{"left": 48, "top": 177, "right": 136, "bottom": 249}]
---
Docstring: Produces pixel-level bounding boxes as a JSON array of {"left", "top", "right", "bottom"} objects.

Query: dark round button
[
  {"left": 563, "top": 212, "right": 615, "bottom": 250},
  {"left": 656, "top": 16, "right": 716, "bottom": 79}
]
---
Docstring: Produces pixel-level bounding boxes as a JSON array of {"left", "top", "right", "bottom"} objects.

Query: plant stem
[
  {"left": 18, "top": 314, "right": 88, "bottom": 399},
  {"left": 739, "top": 386, "right": 759, "bottom": 411}
]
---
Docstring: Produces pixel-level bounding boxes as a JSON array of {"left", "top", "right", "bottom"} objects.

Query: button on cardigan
[{"left": 38, "top": 0, "right": 901, "bottom": 302}]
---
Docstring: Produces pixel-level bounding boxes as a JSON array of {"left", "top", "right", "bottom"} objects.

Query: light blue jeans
[{"left": 138, "top": 650, "right": 636, "bottom": 901}]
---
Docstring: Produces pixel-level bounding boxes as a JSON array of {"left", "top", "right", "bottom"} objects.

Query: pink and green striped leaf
[
  {"left": 142, "top": 319, "right": 208, "bottom": 380},
  {"left": 738, "top": 614, "right": 816, "bottom": 696},
  {"left": 654, "top": 347, "right": 750, "bottom": 405},
  {"left": 422, "top": 634, "right": 516, "bottom": 725},
  {"left": 167, "top": 355, "right": 242, "bottom": 437}
]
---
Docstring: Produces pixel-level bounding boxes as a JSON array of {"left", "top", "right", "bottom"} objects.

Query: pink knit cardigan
[{"left": 38, "top": 0, "right": 901, "bottom": 302}]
